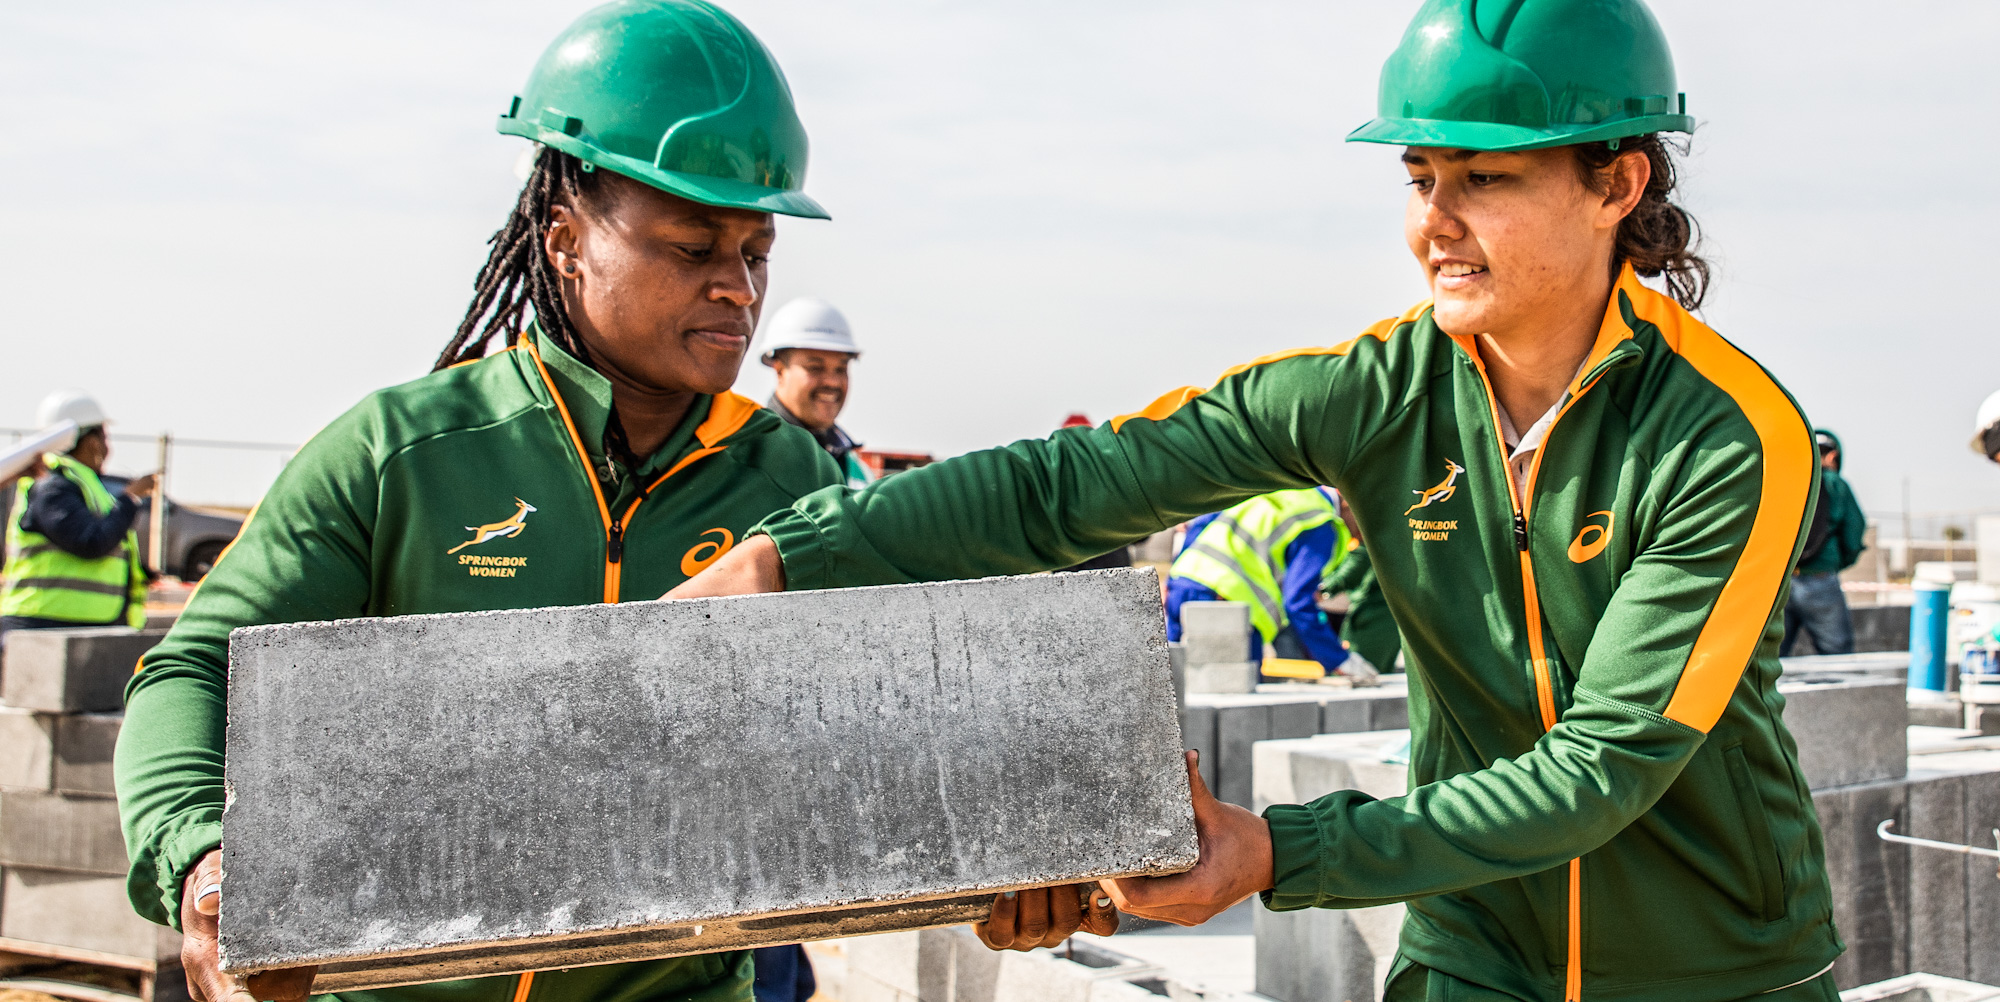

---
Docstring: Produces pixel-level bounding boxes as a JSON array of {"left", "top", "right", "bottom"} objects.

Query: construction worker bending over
[
  {"left": 1167, "top": 488, "right": 1377, "bottom": 682},
  {"left": 1, "top": 390, "right": 155, "bottom": 650},
  {"left": 674, "top": 0, "right": 1844, "bottom": 997},
  {"left": 111, "top": 6, "right": 1046, "bottom": 1002},
  {"left": 760, "top": 297, "right": 873, "bottom": 488}
]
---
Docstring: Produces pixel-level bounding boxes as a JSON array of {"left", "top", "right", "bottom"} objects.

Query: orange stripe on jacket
[
  {"left": 1628, "top": 280, "right": 1815, "bottom": 733},
  {"left": 1109, "top": 306, "right": 1424, "bottom": 433}
]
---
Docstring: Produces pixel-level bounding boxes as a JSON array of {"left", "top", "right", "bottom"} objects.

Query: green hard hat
[
  {"left": 497, "top": 0, "right": 827, "bottom": 219},
  {"left": 1349, "top": 0, "right": 1695, "bottom": 152}
]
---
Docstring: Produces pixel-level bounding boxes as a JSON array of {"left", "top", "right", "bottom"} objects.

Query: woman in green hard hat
[
  {"left": 110, "top": 4, "right": 1070, "bottom": 1002},
  {"left": 676, "top": 0, "right": 1843, "bottom": 998}
]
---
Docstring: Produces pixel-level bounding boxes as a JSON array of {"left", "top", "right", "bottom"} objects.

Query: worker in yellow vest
[
  {"left": 1168, "top": 487, "right": 1377, "bottom": 682},
  {"left": 1, "top": 390, "right": 154, "bottom": 650}
]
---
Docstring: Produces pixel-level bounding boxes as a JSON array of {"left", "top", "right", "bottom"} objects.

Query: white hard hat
[
  {"left": 1974, "top": 389, "right": 2000, "bottom": 457},
  {"left": 759, "top": 298, "right": 860, "bottom": 363},
  {"left": 36, "top": 388, "right": 108, "bottom": 431}
]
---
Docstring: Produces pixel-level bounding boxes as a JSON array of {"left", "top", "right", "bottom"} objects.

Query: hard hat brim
[
  {"left": 499, "top": 124, "right": 831, "bottom": 220},
  {"left": 761, "top": 338, "right": 861, "bottom": 364},
  {"left": 1346, "top": 113, "right": 1696, "bottom": 153}
]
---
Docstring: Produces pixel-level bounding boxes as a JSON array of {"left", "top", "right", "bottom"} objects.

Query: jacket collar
[{"left": 519, "top": 324, "right": 765, "bottom": 482}]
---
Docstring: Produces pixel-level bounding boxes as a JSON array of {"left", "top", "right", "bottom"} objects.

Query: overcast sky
[{"left": 3, "top": 1, "right": 1995, "bottom": 527}]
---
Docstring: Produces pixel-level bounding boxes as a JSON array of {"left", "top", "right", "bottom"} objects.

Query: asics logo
[
  {"left": 680, "top": 527, "right": 735, "bottom": 577},
  {"left": 1568, "top": 510, "right": 1614, "bottom": 563}
]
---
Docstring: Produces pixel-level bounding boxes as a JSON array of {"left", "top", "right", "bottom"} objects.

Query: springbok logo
[
  {"left": 680, "top": 527, "right": 735, "bottom": 577},
  {"left": 1404, "top": 460, "right": 1465, "bottom": 515},
  {"left": 1568, "top": 510, "right": 1615, "bottom": 563},
  {"left": 447, "top": 498, "right": 537, "bottom": 554}
]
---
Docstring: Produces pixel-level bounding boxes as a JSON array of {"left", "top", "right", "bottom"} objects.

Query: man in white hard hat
[
  {"left": 0, "top": 390, "right": 156, "bottom": 649},
  {"left": 1974, "top": 390, "right": 2000, "bottom": 464},
  {"left": 760, "top": 298, "right": 873, "bottom": 488}
]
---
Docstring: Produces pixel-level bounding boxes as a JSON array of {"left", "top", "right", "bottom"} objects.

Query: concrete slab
[
  {"left": 1254, "top": 901, "right": 1403, "bottom": 1002},
  {"left": 0, "top": 707, "right": 53, "bottom": 790},
  {"left": 1782, "top": 652, "right": 1911, "bottom": 682},
  {"left": 53, "top": 712, "right": 120, "bottom": 796},
  {"left": 1, "top": 628, "right": 166, "bottom": 713},
  {"left": 1180, "top": 705, "right": 1217, "bottom": 794},
  {"left": 0, "top": 791, "right": 127, "bottom": 875},
  {"left": 1813, "top": 779, "right": 1911, "bottom": 990},
  {"left": 1181, "top": 602, "right": 1255, "bottom": 694},
  {"left": 219, "top": 569, "right": 1197, "bottom": 991},
  {"left": 1841, "top": 972, "right": 2000, "bottom": 1001},
  {"left": 1253, "top": 731, "right": 1410, "bottom": 813},
  {"left": 1783, "top": 676, "right": 1907, "bottom": 790},
  {"left": 0, "top": 867, "right": 180, "bottom": 962}
]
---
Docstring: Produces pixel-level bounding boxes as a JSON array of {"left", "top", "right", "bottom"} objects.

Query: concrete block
[
  {"left": 1254, "top": 902, "right": 1405, "bottom": 1002},
  {"left": 1, "top": 627, "right": 167, "bottom": 713},
  {"left": 1181, "top": 602, "right": 1255, "bottom": 694},
  {"left": 1311, "top": 680, "right": 1409, "bottom": 734},
  {"left": 1813, "top": 779, "right": 1911, "bottom": 990},
  {"left": 1167, "top": 642, "right": 1186, "bottom": 705},
  {"left": 1783, "top": 676, "right": 1907, "bottom": 790},
  {"left": 1841, "top": 972, "right": 2000, "bottom": 1001},
  {"left": 1911, "top": 698, "right": 1965, "bottom": 729},
  {"left": 0, "top": 707, "right": 53, "bottom": 790},
  {"left": 0, "top": 791, "right": 127, "bottom": 875},
  {"left": 1253, "top": 732, "right": 1409, "bottom": 813},
  {"left": 1215, "top": 704, "right": 1270, "bottom": 809},
  {"left": 1269, "top": 700, "right": 1319, "bottom": 741},
  {"left": 53, "top": 712, "right": 120, "bottom": 796},
  {"left": 1783, "top": 653, "right": 1913, "bottom": 682},
  {"left": 219, "top": 569, "right": 1198, "bottom": 992},
  {"left": 1180, "top": 704, "right": 1217, "bottom": 794},
  {"left": 1906, "top": 768, "right": 1972, "bottom": 981},
  {"left": 0, "top": 867, "right": 180, "bottom": 962}
]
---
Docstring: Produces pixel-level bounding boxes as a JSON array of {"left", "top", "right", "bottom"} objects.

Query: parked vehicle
[{"left": 0, "top": 475, "right": 243, "bottom": 581}]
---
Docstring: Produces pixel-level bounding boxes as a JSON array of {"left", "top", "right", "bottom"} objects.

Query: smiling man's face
[{"left": 1402, "top": 146, "right": 1636, "bottom": 340}]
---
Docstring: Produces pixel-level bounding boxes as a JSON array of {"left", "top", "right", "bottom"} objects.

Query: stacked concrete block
[
  {"left": 220, "top": 570, "right": 1198, "bottom": 992},
  {"left": 1, "top": 627, "right": 167, "bottom": 712},
  {"left": 0, "top": 627, "right": 177, "bottom": 978},
  {"left": 1181, "top": 679, "right": 1409, "bottom": 809},
  {"left": 1251, "top": 731, "right": 1409, "bottom": 1002},
  {"left": 1781, "top": 676, "right": 1908, "bottom": 790},
  {"left": 835, "top": 926, "right": 1161, "bottom": 1002},
  {"left": 1180, "top": 601, "right": 1258, "bottom": 694},
  {"left": 1842, "top": 972, "right": 2000, "bottom": 1001}
]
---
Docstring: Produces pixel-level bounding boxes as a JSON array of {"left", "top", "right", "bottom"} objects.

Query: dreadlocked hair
[
  {"left": 1572, "top": 133, "right": 1710, "bottom": 311},
  {"left": 438, "top": 147, "right": 646, "bottom": 470}
]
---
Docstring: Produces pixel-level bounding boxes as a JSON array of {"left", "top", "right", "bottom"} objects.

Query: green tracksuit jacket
[
  {"left": 755, "top": 266, "right": 1838, "bottom": 1001},
  {"left": 116, "top": 326, "right": 840, "bottom": 1002}
]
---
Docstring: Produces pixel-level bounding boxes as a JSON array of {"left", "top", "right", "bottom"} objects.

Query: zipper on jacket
[
  {"left": 608, "top": 520, "right": 625, "bottom": 565},
  {"left": 1463, "top": 346, "right": 1603, "bottom": 1002}
]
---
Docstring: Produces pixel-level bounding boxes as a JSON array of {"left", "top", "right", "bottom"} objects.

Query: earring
[{"left": 559, "top": 259, "right": 579, "bottom": 278}]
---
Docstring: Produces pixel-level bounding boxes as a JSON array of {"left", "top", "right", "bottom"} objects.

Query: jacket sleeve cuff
[
  {"left": 134, "top": 817, "right": 221, "bottom": 931},
  {"left": 753, "top": 508, "right": 833, "bottom": 591},
  {"left": 1260, "top": 803, "right": 1331, "bottom": 911}
]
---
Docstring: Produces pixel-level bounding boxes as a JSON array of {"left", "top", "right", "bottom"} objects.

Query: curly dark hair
[{"left": 1573, "top": 134, "right": 1710, "bottom": 311}]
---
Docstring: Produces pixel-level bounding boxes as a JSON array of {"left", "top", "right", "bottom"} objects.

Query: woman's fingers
[
  {"left": 1013, "top": 887, "right": 1051, "bottom": 949},
  {"left": 975, "top": 890, "right": 1020, "bottom": 950},
  {"left": 1082, "top": 883, "right": 1120, "bottom": 936},
  {"left": 1041, "top": 883, "right": 1082, "bottom": 949}
]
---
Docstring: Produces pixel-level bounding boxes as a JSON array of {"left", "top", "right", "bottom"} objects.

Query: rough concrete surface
[
  {"left": 0, "top": 627, "right": 166, "bottom": 713},
  {"left": 1179, "top": 602, "right": 1255, "bottom": 694},
  {"left": 835, "top": 925, "right": 1160, "bottom": 1002},
  {"left": 1254, "top": 901, "right": 1404, "bottom": 1002},
  {"left": 52, "top": 712, "right": 120, "bottom": 796},
  {"left": 221, "top": 569, "right": 1196, "bottom": 990},
  {"left": 1781, "top": 676, "right": 1908, "bottom": 790},
  {"left": 0, "top": 866, "right": 181, "bottom": 961},
  {"left": 0, "top": 791, "right": 126, "bottom": 875},
  {"left": 0, "top": 708, "right": 53, "bottom": 790},
  {"left": 1184, "top": 681, "right": 1409, "bottom": 808}
]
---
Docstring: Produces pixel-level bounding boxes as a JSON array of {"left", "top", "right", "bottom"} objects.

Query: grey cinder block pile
[
  {"left": 1180, "top": 601, "right": 1258, "bottom": 694},
  {"left": 1179, "top": 679, "right": 1409, "bottom": 808},
  {"left": 221, "top": 569, "right": 1198, "bottom": 993},
  {"left": 2, "top": 627, "right": 167, "bottom": 712},
  {"left": 0, "top": 626, "right": 177, "bottom": 971}
]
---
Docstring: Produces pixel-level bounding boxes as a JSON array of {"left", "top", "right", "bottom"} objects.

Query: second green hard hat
[
  {"left": 498, "top": 0, "right": 827, "bottom": 219},
  {"left": 1349, "top": 0, "right": 1695, "bottom": 152}
]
